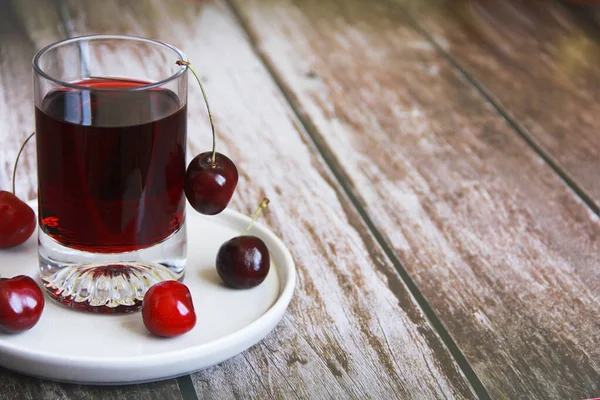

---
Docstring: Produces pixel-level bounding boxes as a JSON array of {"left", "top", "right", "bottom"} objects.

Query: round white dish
[{"left": 0, "top": 204, "right": 295, "bottom": 384}]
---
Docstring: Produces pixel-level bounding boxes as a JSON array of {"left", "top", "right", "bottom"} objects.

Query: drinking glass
[{"left": 33, "top": 35, "right": 188, "bottom": 313}]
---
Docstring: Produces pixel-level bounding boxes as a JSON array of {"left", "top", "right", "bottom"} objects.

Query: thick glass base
[{"left": 39, "top": 223, "right": 186, "bottom": 313}]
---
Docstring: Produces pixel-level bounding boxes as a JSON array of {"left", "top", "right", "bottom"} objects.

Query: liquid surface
[{"left": 36, "top": 78, "right": 187, "bottom": 253}]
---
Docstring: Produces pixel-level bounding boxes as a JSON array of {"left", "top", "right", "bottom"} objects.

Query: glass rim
[{"left": 32, "top": 34, "right": 188, "bottom": 92}]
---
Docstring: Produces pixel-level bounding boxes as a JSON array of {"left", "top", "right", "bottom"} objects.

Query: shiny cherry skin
[
  {"left": 142, "top": 281, "right": 196, "bottom": 337},
  {"left": 0, "top": 191, "right": 36, "bottom": 249},
  {"left": 184, "top": 152, "right": 238, "bottom": 215},
  {"left": 216, "top": 236, "right": 270, "bottom": 289},
  {"left": 0, "top": 275, "right": 45, "bottom": 334}
]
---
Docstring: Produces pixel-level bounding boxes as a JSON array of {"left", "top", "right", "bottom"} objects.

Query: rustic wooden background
[{"left": 0, "top": 0, "right": 599, "bottom": 399}]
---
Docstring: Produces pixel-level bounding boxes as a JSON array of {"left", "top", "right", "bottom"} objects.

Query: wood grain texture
[
  {"left": 0, "top": 367, "right": 184, "bottom": 400},
  {"left": 0, "top": 1, "right": 183, "bottom": 399},
  {"left": 0, "top": 0, "right": 58, "bottom": 200},
  {"left": 59, "top": 0, "right": 479, "bottom": 398},
  {"left": 231, "top": 0, "right": 600, "bottom": 398},
  {"left": 393, "top": 0, "right": 600, "bottom": 211}
]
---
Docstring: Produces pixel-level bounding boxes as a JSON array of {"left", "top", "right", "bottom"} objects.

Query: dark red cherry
[
  {"left": 0, "top": 275, "right": 45, "bottom": 333},
  {"left": 0, "top": 190, "right": 36, "bottom": 249},
  {"left": 142, "top": 281, "right": 196, "bottom": 337},
  {"left": 216, "top": 236, "right": 270, "bottom": 289},
  {"left": 184, "top": 151, "right": 238, "bottom": 215}
]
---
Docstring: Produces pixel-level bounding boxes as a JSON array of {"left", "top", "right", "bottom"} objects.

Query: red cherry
[
  {"left": 216, "top": 236, "right": 270, "bottom": 289},
  {"left": 184, "top": 152, "right": 238, "bottom": 215},
  {"left": 0, "top": 190, "right": 36, "bottom": 249},
  {"left": 142, "top": 281, "right": 196, "bottom": 337},
  {"left": 0, "top": 275, "right": 45, "bottom": 333},
  {"left": 175, "top": 61, "right": 238, "bottom": 215}
]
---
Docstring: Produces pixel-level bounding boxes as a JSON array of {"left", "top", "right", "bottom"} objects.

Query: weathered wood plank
[
  {"left": 394, "top": 0, "right": 600, "bottom": 211},
  {"left": 231, "top": 0, "right": 600, "bottom": 398},
  {"left": 0, "top": 367, "right": 184, "bottom": 400},
  {"left": 60, "top": 0, "right": 478, "bottom": 398},
  {"left": 0, "top": 0, "right": 53, "bottom": 200},
  {"left": 0, "top": 1, "right": 184, "bottom": 399},
  {"left": 2, "top": 366, "right": 186, "bottom": 400}
]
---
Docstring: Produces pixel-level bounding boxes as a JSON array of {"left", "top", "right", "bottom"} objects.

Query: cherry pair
[
  {"left": 179, "top": 62, "right": 271, "bottom": 290},
  {"left": 142, "top": 198, "right": 271, "bottom": 337},
  {"left": 0, "top": 146, "right": 46, "bottom": 334}
]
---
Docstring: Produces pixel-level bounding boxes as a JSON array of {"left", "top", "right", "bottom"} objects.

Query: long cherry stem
[
  {"left": 243, "top": 198, "right": 270, "bottom": 234},
  {"left": 12, "top": 132, "right": 35, "bottom": 195},
  {"left": 176, "top": 60, "right": 217, "bottom": 164}
]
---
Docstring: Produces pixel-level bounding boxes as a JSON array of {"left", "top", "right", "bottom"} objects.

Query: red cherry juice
[{"left": 35, "top": 78, "right": 187, "bottom": 253}]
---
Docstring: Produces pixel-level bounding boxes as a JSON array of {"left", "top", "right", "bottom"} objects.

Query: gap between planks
[
  {"left": 386, "top": 0, "right": 600, "bottom": 218},
  {"left": 176, "top": 376, "right": 201, "bottom": 400},
  {"left": 225, "top": 1, "right": 492, "bottom": 399}
]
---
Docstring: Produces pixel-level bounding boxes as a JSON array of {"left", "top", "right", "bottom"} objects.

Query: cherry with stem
[
  {"left": 177, "top": 60, "right": 238, "bottom": 215},
  {"left": 0, "top": 132, "right": 36, "bottom": 249},
  {"left": 216, "top": 198, "right": 271, "bottom": 289}
]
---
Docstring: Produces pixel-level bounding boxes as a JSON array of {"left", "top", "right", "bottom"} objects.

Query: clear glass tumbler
[{"left": 33, "top": 35, "right": 188, "bottom": 313}]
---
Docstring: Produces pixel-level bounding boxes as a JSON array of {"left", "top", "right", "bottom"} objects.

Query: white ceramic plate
[{"left": 0, "top": 204, "right": 295, "bottom": 384}]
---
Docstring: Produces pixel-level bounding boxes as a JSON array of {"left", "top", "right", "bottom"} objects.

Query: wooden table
[{"left": 1, "top": 0, "right": 599, "bottom": 398}]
